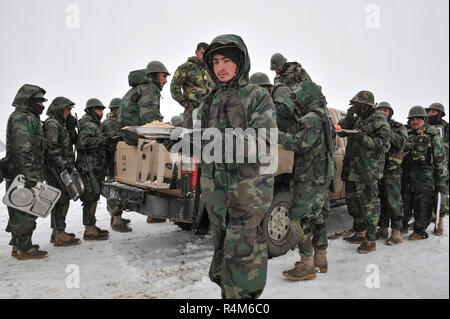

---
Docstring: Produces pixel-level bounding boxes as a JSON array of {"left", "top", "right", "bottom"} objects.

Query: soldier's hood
[
  {"left": 204, "top": 34, "right": 250, "bottom": 88},
  {"left": 47, "top": 96, "right": 75, "bottom": 120},
  {"left": 128, "top": 69, "right": 150, "bottom": 87},
  {"left": 12, "top": 84, "right": 47, "bottom": 110},
  {"left": 294, "top": 81, "right": 326, "bottom": 114}
]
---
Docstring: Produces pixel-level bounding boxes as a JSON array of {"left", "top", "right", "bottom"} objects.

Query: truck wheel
[
  {"left": 263, "top": 190, "right": 301, "bottom": 258},
  {"left": 175, "top": 222, "right": 192, "bottom": 231}
]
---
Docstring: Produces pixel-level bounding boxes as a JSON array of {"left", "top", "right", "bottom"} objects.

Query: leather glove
[
  {"left": 66, "top": 114, "right": 78, "bottom": 132},
  {"left": 346, "top": 105, "right": 358, "bottom": 119},
  {"left": 24, "top": 178, "right": 38, "bottom": 189}
]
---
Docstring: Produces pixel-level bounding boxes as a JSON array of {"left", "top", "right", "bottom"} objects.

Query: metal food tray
[
  {"left": 122, "top": 126, "right": 192, "bottom": 139},
  {"left": 2, "top": 175, "right": 62, "bottom": 218},
  {"left": 336, "top": 129, "right": 359, "bottom": 134}
]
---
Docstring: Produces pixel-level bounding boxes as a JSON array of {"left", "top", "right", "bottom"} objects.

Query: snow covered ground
[{"left": 0, "top": 197, "right": 448, "bottom": 299}]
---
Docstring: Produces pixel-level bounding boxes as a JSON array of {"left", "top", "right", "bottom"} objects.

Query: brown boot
[
  {"left": 385, "top": 229, "right": 403, "bottom": 246},
  {"left": 95, "top": 226, "right": 109, "bottom": 236},
  {"left": 54, "top": 230, "right": 81, "bottom": 247},
  {"left": 433, "top": 218, "right": 444, "bottom": 236},
  {"left": 121, "top": 217, "right": 131, "bottom": 224},
  {"left": 314, "top": 249, "right": 328, "bottom": 273},
  {"left": 147, "top": 216, "right": 166, "bottom": 224},
  {"left": 83, "top": 226, "right": 109, "bottom": 241},
  {"left": 282, "top": 254, "right": 316, "bottom": 281},
  {"left": 344, "top": 231, "right": 367, "bottom": 244},
  {"left": 11, "top": 245, "right": 40, "bottom": 258},
  {"left": 376, "top": 227, "right": 389, "bottom": 240},
  {"left": 50, "top": 229, "right": 76, "bottom": 243},
  {"left": 111, "top": 216, "right": 132, "bottom": 233},
  {"left": 357, "top": 240, "right": 376, "bottom": 254},
  {"left": 409, "top": 232, "right": 428, "bottom": 241},
  {"left": 14, "top": 247, "right": 48, "bottom": 260}
]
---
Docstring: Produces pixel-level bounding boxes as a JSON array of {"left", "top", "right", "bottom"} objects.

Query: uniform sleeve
[
  {"left": 279, "top": 113, "right": 321, "bottom": 154},
  {"left": 78, "top": 122, "right": 106, "bottom": 151},
  {"left": 433, "top": 134, "right": 447, "bottom": 188},
  {"left": 170, "top": 64, "right": 187, "bottom": 106},
  {"left": 359, "top": 117, "right": 391, "bottom": 154},
  {"left": 138, "top": 84, "right": 163, "bottom": 124},
  {"left": 10, "top": 115, "right": 39, "bottom": 180},
  {"left": 390, "top": 123, "right": 408, "bottom": 152},
  {"left": 273, "top": 87, "right": 295, "bottom": 119},
  {"left": 43, "top": 120, "right": 66, "bottom": 169},
  {"left": 297, "top": 66, "right": 312, "bottom": 82}
]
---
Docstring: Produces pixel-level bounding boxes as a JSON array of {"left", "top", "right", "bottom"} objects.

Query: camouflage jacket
[
  {"left": 271, "top": 83, "right": 296, "bottom": 133},
  {"left": 274, "top": 62, "right": 312, "bottom": 88},
  {"left": 403, "top": 124, "right": 447, "bottom": 190},
  {"left": 278, "top": 81, "right": 333, "bottom": 190},
  {"left": 101, "top": 111, "right": 121, "bottom": 176},
  {"left": 170, "top": 57, "right": 213, "bottom": 108},
  {"left": 4, "top": 84, "right": 47, "bottom": 181},
  {"left": 383, "top": 119, "right": 408, "bottom": 179},
  {"left": 118, "top": 69, "right": 163, "bottom": 127},
  {"left": 198, "top": 34, "right": 277, "bottom": 229},
  {"left": 75, "top": 112, "right": 107, "bottom": 176},
  {"left": 432, "top": 118, "right": 449, "bottom": 162},
  {"left": 339, "top": 108, "right": 391, "bottom": 184},
  {"left": 43, "top": 98, "right": 76, "bottom": 176}
]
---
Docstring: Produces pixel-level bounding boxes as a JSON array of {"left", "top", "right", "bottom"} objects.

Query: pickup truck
[{"left": 101, "top": 107, "right": 350, "bottom": 258}]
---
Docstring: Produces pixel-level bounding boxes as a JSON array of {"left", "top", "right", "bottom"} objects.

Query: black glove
[
  {"left": 24, "top": 178, "right": 38, "bottom": 189},
  {"left": 66, "top": 114, "right": 78, "bottom": 132},
  {"left": 62, "top": 162, "right": 74, "bottom": 173},
  {"left": 352, "top": 129, "right": 365, "bottom": 141},
  {"left": 0, "top": 170, "right": 3, "bottom": 184},
  {"left": 346, "top": 105, "right": 358, "bottom": 119}
]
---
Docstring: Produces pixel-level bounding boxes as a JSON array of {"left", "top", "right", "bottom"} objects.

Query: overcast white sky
[{"left": 0, "top": 0, "right": 448, "bottom": 140}]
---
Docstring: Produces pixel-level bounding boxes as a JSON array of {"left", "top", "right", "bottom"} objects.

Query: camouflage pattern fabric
[
  {"left": 433, "top": 119, "right": 449, "bottom": 215},
  {"left": 271, "top": 83, "right": 296, "bottom": 133},
  {"left": 378, "top": 120, "right": 407, "bottom": 231},
  {"left": 43, "top": 97, "right": 77, "bottom": 231},
  {"left": 198, "top": 34, "right": 276, "bottom": 299},
  {"left": 274, "top": 62, "right": 312, "bottom": 88},
  {"left": 5, "top": 84, "right": 47, "bottom": 251},
  {"left": 402, "top": 124, "right": 447, "bottom": 234},
  {"left": 278, "top": 81, "right": 333, "bottom": 256},
  {"left": 170, "top": 56, "right": 214, "bottom": 128},
  {"left": 118, "top": 69, "right": 163, "bottom": 128},
  {"left": 76, "top": 112, "right": 107, "bottom": 226}
]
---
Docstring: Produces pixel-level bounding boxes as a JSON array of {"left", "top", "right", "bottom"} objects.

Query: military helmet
[
  {"left": 31, "top": 91, "right": 48, "bottom": 102},
  {"left": 349, "top": 91, "right": 375, "bottom": 107},
  {"left": 170, "top": 115, "right": 184, "bottom": 126},
  {"left": 249, "top": 72, "right": 272, "bottom": 86},
  {"left": 146, "top": 61, "right": 171, "bottom": 75},
  {"left": 376, "top": 101, "right": 394, "bottom": 116},
  {"left": 85, "top": 98, "right": 105, "bottom": 110},
  {"left": 109, "top": 98, "right": 122, "bottom": 109},
  {"left": 407, "top": 106, "right": 428, "bottom": 119},
  {"left": 426, "top": 102, "right": 446, "bottom": 117},
  {"left": 270, "top": 53, "right": 287, "bottom": 71}
]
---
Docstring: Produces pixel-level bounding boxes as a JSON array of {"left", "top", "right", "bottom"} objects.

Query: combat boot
[
  {"left": 11, "top": 245, "right": 40, "bottom": 258},
  {"left": 95, "top": 226, "right": 109, "bottom": 236},
  {"left": 83, "top": 226, "right": 109, "bottom": 241},
  {"left": 314, "top": 249, "right": 328, "bottom": 273},
  {"left": 147, "top": 216, "right": 166, "bottom": 224},
  {"left": 344, "top": 231, "right": 366, "bottom": 244},
  {"left": 14, "top": 247, "right": 48, "bottom": 260},
  {"left": 54, "top": 230, "right": 81, "bottom": 247},
  {"left": 111, "top": 216, "right": 132, "bottom": 233},
  {"left": 282, "top": 254, "right": 316, "bottom": 281},
  {"left": 409, "top": 232, "right": 428, "bottom": 241},
  {"left": 376, "top": 227, "right": 389, "bottom": 240},
  {"left": 433, "top": 218, "right": 444, "bottom": 236},
  {"left": 385, "top": 229, "right": 403, "bottom": 246},
  {"left": 121, "top": 217, "right": 131, "bottom": 224},
  {"left": 357, "top": 240, "right": 376, "bottom": 254},
  {"left": 50, "top": 229, "right": 76, "bottom": 243}
]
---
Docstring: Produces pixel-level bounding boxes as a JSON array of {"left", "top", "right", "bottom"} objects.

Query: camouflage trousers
[
  {"left": 207, "top": 203, "right": 268, "bottom": 299},
  {"left": 403, "top": 182, "right": 437, "bottom": 234},
  {"left": 50, "top": 192, "right": 71, "bottom": 231},
  {"left": 107, "top": 198, "right": 123, "bottom": 217},
  {"left": 79, "top": 172, "right": 103, "bottom": 226},
  {"left": 4, "top": 181, "right": 38, "bottom": 251},
  {"left": 378, "top": 177, "right": 403, "bottom": 231},
  {"left": 290, "top": 182, "right": 329, "bottom": 256},
  {"left": 345, "top": 181, "right": 380, "bottom": 241}
]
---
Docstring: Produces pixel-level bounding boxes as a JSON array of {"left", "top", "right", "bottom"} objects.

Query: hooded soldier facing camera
[
  {"left": 4, "top": 84, "right": 49, "bottom": 260},
  {"left": 338, "top": 91, "right": 391, "bottom": 254}
]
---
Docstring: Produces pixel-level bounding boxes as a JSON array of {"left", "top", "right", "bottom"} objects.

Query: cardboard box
[
  {"left": 114, "top": 142, "right": 138, "bottom": 184},
  {"left": 275, "top": 144, "right": 294, "bottom": 175}
]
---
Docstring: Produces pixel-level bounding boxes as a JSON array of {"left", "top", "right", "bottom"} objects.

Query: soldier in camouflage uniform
[
  {"left": 4, "top": 84, "right": 49, "bottom": 260},
  {"left": 44, "top": 96, "right": 81, "bottom": 246},
  {"left": 277, "top": 81, "right": 334, "bottom": 281},
  {"left": 76, "top": 98, "right": 110, "bottom": 240},
  {"left": 249, "top": 72, "right": 296, "bottom": 133},
  {"left": 118, "top": 62, "right": 170, "bottom": 145},
  {"left": 338, "top": 91, "right": 390, "bottom": 254},
  {"left": 101, "top": 98, "right": 132, "bottom": 232},
  {"left": 197, "top": 34, "right": 276, "bottom": 299},
  {"left": 171, "top": 42, "right": 214, "bottom": 128},
  {"left": 374, "top": 102, "right": 408, "bottom": 245},
  {"left": 270, "top": 53, "right": 312, "bottom": 89},
  {"left": 402, "top": 106, "right": 447, "bottom": 240},
  {"left": 426, "top": 102, "right": 449, "bottom": 235}
]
